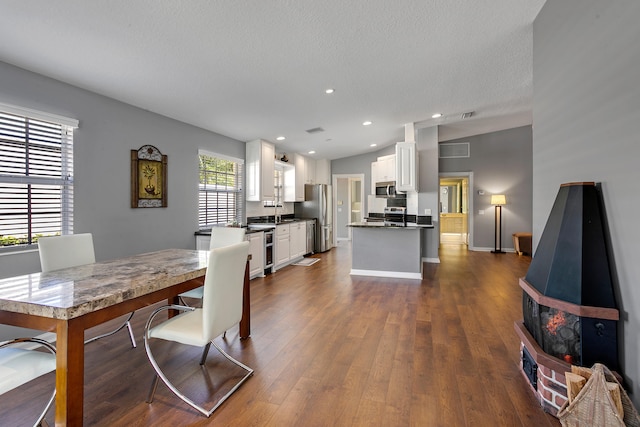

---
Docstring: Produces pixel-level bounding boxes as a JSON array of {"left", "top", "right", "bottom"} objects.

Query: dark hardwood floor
[{"left": 1, "top": 242, "right": 561, "bottom": 426}]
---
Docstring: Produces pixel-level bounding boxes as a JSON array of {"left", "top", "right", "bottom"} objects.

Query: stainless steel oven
[{"left": 383, "top": 207, "right": 407, "bottom": 226}]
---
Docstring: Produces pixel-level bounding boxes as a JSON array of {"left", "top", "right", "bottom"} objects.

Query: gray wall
[
  {"left": 332, "top": 145, "right": 395, "bottom": 198},
  {"left": 533, "top": 1, "right": 640, "bottom": 404},
  {"left": 0, "top": 61, "right": 245, "bottom": 279},
  {"left": 440, "top": 126, "right": 533, "bottom": 251},
  {"left": 416, "top": 126, "right": 440, "bottom": 261}
]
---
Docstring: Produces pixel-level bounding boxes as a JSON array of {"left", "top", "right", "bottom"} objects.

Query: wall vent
[
  {"left": 439, "top": 142, "right": 470, "bottom": 158},
  {"left": 305, "top": 127, "right": 325, "bottom": 134}
]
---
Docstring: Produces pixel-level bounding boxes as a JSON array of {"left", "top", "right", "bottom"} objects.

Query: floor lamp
[{"left": 491, "top": 194, "right": 506, "bottom": 254}]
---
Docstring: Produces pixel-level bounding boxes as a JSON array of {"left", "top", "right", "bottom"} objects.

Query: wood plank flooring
[{"left": 1, "top": 242, "right": 560, "bottom": 426}]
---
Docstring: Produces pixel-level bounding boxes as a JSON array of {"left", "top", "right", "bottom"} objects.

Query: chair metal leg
[
  {"left": 144, "top": 332, "right": 253, "bottom": 417},
  {"left": 146, "top": 374, "right": 160, "bottom": 403},
  {"left": 199, "top": 342, "right": 211, "bottom": 366},
  {"left": 36, "top": 388, "right": 56, "bottom": 427},
  {"left": 84, "top": 312, "right": 136, "bottom": 347},
  {"left": 199, "top": 331, "right": 227, "bottom": 365}
]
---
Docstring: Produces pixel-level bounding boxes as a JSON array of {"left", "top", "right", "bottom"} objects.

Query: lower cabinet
[
  {"left": 274, "top": 221, "right": 306, "bottom": 270},
  {"left": 290, "top": 221, "right": 306, "bottom": 258},
  {"left": 196, "top": 231, "right": 264, "bottom": 279},
  {"left": 247, "top": 231, "right": 264, "bottom": 279},
  {"left": 275, "top": 224, "right": 290, "bottom": 268},
  {"left": 195, "top": 235, "right": 210, "bottom": 250}
]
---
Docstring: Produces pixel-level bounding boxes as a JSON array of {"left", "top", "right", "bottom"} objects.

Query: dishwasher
[{"left": 306, "top": 219, "right": 316, "bottom": 255}]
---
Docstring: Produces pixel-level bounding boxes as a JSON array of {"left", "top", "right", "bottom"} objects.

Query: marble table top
[{"left": 0, "top": 249, "right": 209, "bottom": 320}]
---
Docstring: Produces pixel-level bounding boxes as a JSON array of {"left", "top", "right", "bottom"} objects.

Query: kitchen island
[{"left": 347, "top": 222, "right": 433, "bottom": 279}]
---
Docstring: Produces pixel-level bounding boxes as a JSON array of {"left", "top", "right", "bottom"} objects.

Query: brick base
[{"left": 519, "top": 342, "right": 567, "bottom": 416}]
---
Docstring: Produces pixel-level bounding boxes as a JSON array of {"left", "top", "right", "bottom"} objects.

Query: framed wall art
[{"left": 131, "top": 145, "right": 167, "bottom": 208}]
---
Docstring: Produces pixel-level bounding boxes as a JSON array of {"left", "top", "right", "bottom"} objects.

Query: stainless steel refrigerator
[{"left": 294, "top": 184, "right": 333, "bottom": 252}]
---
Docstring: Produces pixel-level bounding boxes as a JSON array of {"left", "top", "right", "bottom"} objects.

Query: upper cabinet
[
  {"left": 396, "top": 142, "right": 418, "bottom": 192},
  {"left": 305, "top": 157, "right": 316, "bottom": 184},
  {"left": 246, "top": 139, "right": 275, "bottom": 202},
  {"left": 314, "top": 159, "right": 331, "bottom": 185},
  {"left": 283, "top": 154, "right": 306, "bottom": 202},
  {"left": 372, "top": 154, "right": 396, "bottom": 184}
]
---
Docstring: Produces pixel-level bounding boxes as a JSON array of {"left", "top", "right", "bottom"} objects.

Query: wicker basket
[{"left": 558, "top": 363, "right": 640, "bottom": 427}]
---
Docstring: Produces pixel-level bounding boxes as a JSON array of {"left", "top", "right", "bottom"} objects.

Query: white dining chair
[
  {"left": 37, "top": 233, "right": 137, "bottom": 347},
  {"left": 0, "top": 337, "right": 57, "bottom": 427},
  {"left": 179, "top": 227, "right": 246, "bottom": 302},
  {"left": 144, "top": 240, "right": 252, "bottom": 417}
]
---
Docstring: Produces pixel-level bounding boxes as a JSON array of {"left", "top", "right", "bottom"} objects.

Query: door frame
[
  {"left": 438, "top": 172, "right": 474, "bottom": 249},
  {"left": 332, "top": 173, "right": 365, "bottom": 242}
]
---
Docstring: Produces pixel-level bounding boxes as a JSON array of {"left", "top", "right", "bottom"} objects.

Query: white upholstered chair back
[
  {"left": 202, "top": 241, "right": 250, "bottom": 341},
  {"left": 38, "top": 233, "right": 96, "bottom": 272},
  {"left": 209, "top": 227, "right": 246, "bottom": 249},
  {"left": 38, "top": 233, "right": 138, "bottom": 348}
]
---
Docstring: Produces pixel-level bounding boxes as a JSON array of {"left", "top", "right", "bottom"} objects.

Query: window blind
[
  {"left": 0, "top": 110, "right": 74, "bottom": 247},
  {"left": 198, "top": 151, "right": 244, "bottom": 228}
]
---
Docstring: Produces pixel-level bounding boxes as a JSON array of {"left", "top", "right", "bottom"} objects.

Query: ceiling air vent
[
  {"left": 439, "top": 142, "right": 470, "bottom": 158},
  {"left": 305, "top": 127, "right": 325, "bottom": 134},
  {"left": 461, "top": 111, "right": 474, "bottom": 119}
]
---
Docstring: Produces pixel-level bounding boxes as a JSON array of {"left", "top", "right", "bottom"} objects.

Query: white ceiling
[{"left": 0, "top": 1, "right": 546, "bottom": 160}]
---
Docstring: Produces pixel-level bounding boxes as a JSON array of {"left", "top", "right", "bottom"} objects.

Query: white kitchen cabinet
[
  {"left": 315, "top": 159, "right": 331, "bottom": 185},
  {"left": 292, "top": 154, "right": 306, "bottom": 201},
  {"left": 371, "top": 161, "right": 379, "bottom": 194},
  {"left": 195, "top": 235, "right": 210, "bottom": 250},
  {"left": 246, "top": 139, "right": 275, "bottom": 202},
  {"left": 396, "top": 142, "right": 418, "bottom": 192},
  {"left": 377, "top": 154, "right": 396, "bottom": 182},
  {"left": 275, "top": 224, "right": 290, "bottom": 267},
  {"left": 247, "top": 231, "right": 265, "bottom": 279},
  {"left": 282, "top": 161, "right": 297, "bottom": 202},
  {"left": 305, "top": 157, "right": 316, "bottom": 184},
  {"left": 290, "top": 221, "right": 306, "bottom": 258}
]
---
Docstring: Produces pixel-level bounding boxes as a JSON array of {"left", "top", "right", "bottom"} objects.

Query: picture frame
[{"left": 131, "top": 145, "right": 167, "bottom": 208}]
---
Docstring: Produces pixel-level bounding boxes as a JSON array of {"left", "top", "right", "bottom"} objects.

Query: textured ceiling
[{"left": 0, "top": 1, "right": 546, "bottom": 160}]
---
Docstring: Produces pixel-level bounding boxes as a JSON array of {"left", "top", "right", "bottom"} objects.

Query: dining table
[{"left": 0, "top": 248, "right": 251, "bottom": 426}]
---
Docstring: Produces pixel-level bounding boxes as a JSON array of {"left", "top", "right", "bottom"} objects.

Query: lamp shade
[{"left": 490, "top": 194, "right": 506, "bottom": 205}]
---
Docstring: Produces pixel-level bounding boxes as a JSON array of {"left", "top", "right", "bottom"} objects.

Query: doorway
[
  {"left": 439, "top": 174, "right": 471, "bottom": 247},
  {"left": 333, "top": 174, "right": 364, "bottom": 242}
]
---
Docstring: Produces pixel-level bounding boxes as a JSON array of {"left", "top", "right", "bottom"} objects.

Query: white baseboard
[
  {"left": 350, "top": 269, "right": 422, "bottom": 280},
  {"left": 471, "top": 246, "right": 515, "bottom": 253},
  {"left": 423, "top": 257, "right": 440, "bottom": 264}
]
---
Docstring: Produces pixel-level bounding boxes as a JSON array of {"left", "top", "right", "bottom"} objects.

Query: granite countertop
[
  {"left": 196, "top": 227, "right": 263, "bottom": 235},
  {"left": 348, "top": 222, "right": 434, "bottom": 229},
  {"left": 0, "top": 249, "right": 209, "bottom": 319},
  {"left": 197, "top": 218, "right": 314, "bottom": 236}
]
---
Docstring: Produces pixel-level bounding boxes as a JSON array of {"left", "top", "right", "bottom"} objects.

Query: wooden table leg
[
  {"left": 55, "top": 318, "right": 85, "bottom": 427},
  {"left": 239, "top": 259, "right": 250, "bottom": 339}
]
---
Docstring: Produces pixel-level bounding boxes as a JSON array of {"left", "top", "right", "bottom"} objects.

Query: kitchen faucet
[{"left": 274, "top": 203, "right": 281, "bottom": 223}]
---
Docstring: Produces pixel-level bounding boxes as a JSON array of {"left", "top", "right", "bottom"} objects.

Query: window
[
  {"left": 263, "top": 166, "right": 283, "bottom": 207},
  {"left": 198, "top": 150, "right": 244, "bottom": 228},
  {"left": 0, "top": 105, "right": 77, "bottom": 248}
]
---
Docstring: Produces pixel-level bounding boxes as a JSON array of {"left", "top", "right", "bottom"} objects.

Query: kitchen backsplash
[{"left": 246, "top": 201, "right": 295, "bottom": 218}]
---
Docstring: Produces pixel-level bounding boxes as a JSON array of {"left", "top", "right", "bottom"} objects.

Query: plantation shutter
[
  {"left": 198, "top": 150, "right": 244, "bottom": 228},
  {"left": 0, "top": 104, "right": 77, "bottom": 247}
]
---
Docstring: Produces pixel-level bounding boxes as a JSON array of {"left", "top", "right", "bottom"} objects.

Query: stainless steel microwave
[{"left": 375, "top": 181, "right": 405, "bottom": 198}]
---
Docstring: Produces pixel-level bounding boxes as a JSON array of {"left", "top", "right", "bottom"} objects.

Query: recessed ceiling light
[
  {"left": 363, "top": 121, "right": 372, "bottom": 126},
  {"left": 325, "top": 88, "right": 334, "bottom": 94},
  {"left": 432, "top": 113, "right": 443, "bottom": 119},
  {"left": 276, "top": 136, "right": 285, "bottom": 141},
  {"left": 370, "top": 143, "right": 377, "bottom": 147},
  {"left": 308, "top": 150, "right": 316, "bottom": 154}
]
